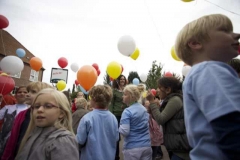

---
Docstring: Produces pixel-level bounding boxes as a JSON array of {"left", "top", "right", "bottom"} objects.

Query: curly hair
[
  {"left": 88, "top": 85, "right": 113, "bottom": 108},
  {"left": 112, "top": 75, "right": 127, "bottom": 89},
  {"left": 158, "top": 77, "right": 182, "bottom": 94}
]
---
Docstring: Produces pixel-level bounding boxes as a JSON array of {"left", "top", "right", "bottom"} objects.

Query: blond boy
[{"left": 175, "top": 14, "right": 240, "bottom": 159}]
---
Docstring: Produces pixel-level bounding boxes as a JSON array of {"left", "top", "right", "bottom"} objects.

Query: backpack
[{"left": 149, "top": 115, "right": 163, "bottom": 146}]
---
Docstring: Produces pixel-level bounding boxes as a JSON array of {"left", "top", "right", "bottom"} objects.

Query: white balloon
[
  {"left": 70, "top": 63, "right": 79, "bottom": 73},
  {"left": 117, "top": 35, "right": 136, "bottom": 56},
  {"left": 140, "top": 73, "right": 148, "bottom": 82},
  {"left": 182, "top": 65, "right": 191, "bottom": 77},
  {"left": 0, "top": 56, "right": 24, "bottom": 75}
]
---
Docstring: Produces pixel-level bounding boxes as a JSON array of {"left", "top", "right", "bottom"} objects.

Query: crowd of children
[{"left": 0, "top": 13, "right": 239, "bottom": 160}]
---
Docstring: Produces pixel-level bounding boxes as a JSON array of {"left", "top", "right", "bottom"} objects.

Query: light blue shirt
[
  {"left": 183, "top": 61, "right": 240, "bottom": 160},
  {"left": 119, "top": 102, "right": 151, "bottom": 149},
  {"left": 76, "top": 109, "right": 119, "bottom": 160}
]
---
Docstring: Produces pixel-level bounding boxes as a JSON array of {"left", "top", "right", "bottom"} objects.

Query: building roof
[{"left": 0, "top": 29, "right": 44, "bottom": 70}]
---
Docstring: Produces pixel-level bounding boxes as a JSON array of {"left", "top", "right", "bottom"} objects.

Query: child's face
[
  {"left": 25, "top": 89, "right": 39, "bottom": 105},
  {"left": 144, "top": 100, "right": 150, "bottom": 108},
  {"left": 202, "top": 29, "right": 240, "bottom": 62},
  {"left": 15, "top": 88, "right": 28, "bottom": 104},
  {"left": 32, "top": 93, "right": 63, "bottom": 128}
]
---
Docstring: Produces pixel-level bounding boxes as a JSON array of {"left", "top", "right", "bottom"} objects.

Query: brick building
[{"left": 0, "top": 30, "right": 44, "bottom": 92}]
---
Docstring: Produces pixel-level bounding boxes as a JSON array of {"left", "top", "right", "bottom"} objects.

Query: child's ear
[
  {"left": 58, "top": 111, "right": 64, "bottom": 119},
  {"left": 188, "top": 40, "right": 202, "bottom": 50}
]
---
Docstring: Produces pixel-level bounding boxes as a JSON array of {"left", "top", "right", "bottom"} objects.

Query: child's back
[{"left": 77, "top": 110, "right": 118, "bottom": 160}]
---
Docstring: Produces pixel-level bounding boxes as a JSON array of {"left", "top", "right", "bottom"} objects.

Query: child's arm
[
  {"left": 210, "top": 112, "right": 240, "bottom": 159},
  {"left": 47, "top": 135, "right": 79, "bottom": 160},
  {"left": 119, "top": 109, "right": 131, "bottom": 137},
  {"left": 76, "top": 117, "right": 88, "bottom": 145}
]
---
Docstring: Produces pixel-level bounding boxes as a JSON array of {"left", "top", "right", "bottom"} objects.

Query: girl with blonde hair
[{"left": 15, "top": 88, "right": 79, "bottom": 160}]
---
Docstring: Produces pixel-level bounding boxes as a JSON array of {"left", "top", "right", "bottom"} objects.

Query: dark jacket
[
  {"left": 150, "top": 93, "right": 191, "bottom": 159},
  {"left": 72, "top": 108, "right": 89, "bottom": 134}
]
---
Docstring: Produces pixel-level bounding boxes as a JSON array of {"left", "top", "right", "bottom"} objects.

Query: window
[
  {"left": 29, "top": 69, "right": 39, "bottom": 82},
  {"left": 10, "top": 72, "right": 21, "bottom": 78}
]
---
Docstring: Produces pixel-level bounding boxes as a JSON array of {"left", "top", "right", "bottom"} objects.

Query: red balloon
[
  {"left": 58, "top": 57, "right": 68, "bottom": 68},
  {"left": 0, "top": 73, "right": 15, "bottom": 95},
  {"left": 151, "top": 89, "right": 156, "bottom": 96},
  {"left": 92, "top": 63, "right": 99, "bottom": 71},
  {"left": 75, "top": 80, "right": 79, "bottom": 85},
  {"left": 110, "top": 77, "right": 114, "bottom": 81},
  {"left": 121, "top": 65, "right": 124, "bottom": 73},
  {"left": 97, "top": 69, "right": 101, "bottom": 76},
  {"left": 0, "top": 15, "right": 9, "bottom": 29},
  {"left": 164, "top": 72, "right": 173, "bottom": 77}
]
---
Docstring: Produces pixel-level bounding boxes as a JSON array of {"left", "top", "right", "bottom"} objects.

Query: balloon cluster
[{"left": 118, "top": 35, "right": 140, "bottom": 60}]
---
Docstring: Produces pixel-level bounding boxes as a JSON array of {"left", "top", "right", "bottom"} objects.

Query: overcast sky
[{"left": 0, "top": 0, "right": 240, "bottom": 90}]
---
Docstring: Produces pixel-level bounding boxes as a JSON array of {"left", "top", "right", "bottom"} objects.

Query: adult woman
[
  {"left": 146, "top": 77, "right": 191, "bottom": 160},
  {"left": 109, "top": 74, "right": 127, "bottom": 160}
]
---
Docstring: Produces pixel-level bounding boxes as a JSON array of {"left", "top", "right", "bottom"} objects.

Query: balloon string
[{"left": 0, "top": 30, "right": 6, "bottom": 56}]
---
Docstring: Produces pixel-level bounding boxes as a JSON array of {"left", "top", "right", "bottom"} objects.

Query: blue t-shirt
[
  {"left": 76, "top": 109, "right": 119, "bottom": 160},
  {"left": 183, "top": 61, "right": 240, "bottom": 160},
  {"left": 120, "top": 102, "right": 151, "bottom": 149}
]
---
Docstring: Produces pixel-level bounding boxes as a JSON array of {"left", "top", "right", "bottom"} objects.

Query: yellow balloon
[
  {"left": 130, "top": 48, "right": 140, "bottom": 60},
  {"left": 142, "top": 91, "right": 147, "bottom": 98},
  {"left": 56, "top": 80, "right": 66, "bottom": 91},
  {"left": 106, "top": 61, "right": 122, "bottom": 79},
  {"left": 181, "top": 0, "right": 194, "bottom": 2},
  {"left": 171, "top": 46, "right": 181, "bottom": 61}
]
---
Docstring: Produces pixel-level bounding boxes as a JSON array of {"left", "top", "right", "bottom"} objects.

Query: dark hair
[
  {"left": 158, "top": 77, "right": 182, "bottom": 94},
  {"left": 15, "top": 86, "right": 27, "bottom": 94},
  {"left": 227, "top": 58, "right": 240, "bottom": 73},
  {"left": 112, "top": 75, "right": 127, "bottom": 89},
  {"left": 62, "top": 91, "right": 71, "bottom": 106}
]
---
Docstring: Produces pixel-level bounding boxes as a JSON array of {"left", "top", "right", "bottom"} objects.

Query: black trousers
[{"left": 115, "top": 115, "right": 121, "bottom": 160}]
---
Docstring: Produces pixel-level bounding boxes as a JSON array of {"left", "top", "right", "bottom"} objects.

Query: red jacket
[
  {"left": 71, "top": 99, "right": 77, "bottom": 113},
  {"left": 1, "top": 109, "right": 29, "bottom": 160}
]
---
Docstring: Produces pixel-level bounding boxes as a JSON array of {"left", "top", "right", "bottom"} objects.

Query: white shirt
[{"left": 0, "top": 104, "right": 28, "bottom": 120}]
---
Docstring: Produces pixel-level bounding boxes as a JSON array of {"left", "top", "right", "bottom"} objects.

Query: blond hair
[
  {"left": 124, "top": 84, "right": 141, "bottom": 102},
  {"left": 27, "top": 81, "right": 54, "bottom": 93},
  {"left": 175, "top": 14, "right": 233, "bottom": 65},
  {"left": 88, "top": 85, "right": 113, "bottom": 109},
  {"left": 75, "top": 98, "right": 87, "bottom": 109},
  {"left": 18, "top": 88, "right": 73, "bottom": 154},
  {"left": 137, "top": 83, "right": 146, "bottom": 103}
]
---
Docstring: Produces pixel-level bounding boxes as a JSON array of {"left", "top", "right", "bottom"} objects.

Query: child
[
  {"left": 15, "top": 88, "right": 79, "bottom": 160},
  {"left": 2, "top": 82, "right": 53, "bottom": 160},
  {"left": 120, "top": 84, "right": 152, "bottom": 160},
  {"left": 72, "top": 97, "right": 88, "bottom": 134},
  {"left": 76, "top": 85, "right": 119, "bottom": 160},
  {"left": 175, "top": 14, "right": 240, "bottom": 159}
]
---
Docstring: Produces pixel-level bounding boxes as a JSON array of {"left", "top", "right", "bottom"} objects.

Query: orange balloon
[
  {"left": 30, "top": 57, "right": 42, "bottom": 71},
  {"left": 77, "top": 65, "right": 98, "bottom": 91}
]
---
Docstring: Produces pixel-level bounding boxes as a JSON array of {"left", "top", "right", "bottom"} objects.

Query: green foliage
[
  {"left": 145, "top": 60, "right": 163, "bottom": 89},
  {"left": 127, "top": 71, "right": 140, "bottom": 84},
  {"left": 103, "top": 72, "right": 111, "bottom": 85}
]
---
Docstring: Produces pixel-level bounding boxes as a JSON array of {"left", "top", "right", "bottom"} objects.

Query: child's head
[
  {"left": 227, "top": 58, "right": 240, "bottom": 77},
  {"left": 157, "top": 77, "right": 182, "bottom": 100},
  {"left": 88, "top": 85, "right": 113, "bottom": 109},
  {"left": 25, "top": 82, "right": 54, "bottom": 105},
  {"left": 14, "top": 86, "right": 28, "bottom": 104},
  {"left": 31, "top": 88, "right": 72, "bottom": 131},
  {"left": 76, "top": 92, "right": 84, "bottom": 98},
  {"left": 175, "top": 14, "right": 240, "bottom": 65},
  {"left": 123, "top": 84, "right": 141, "bottom": 106},
  {"left": 19, "top": 88, "right": 73, "bottom": 154},
  {"left": 75, "top": 98, "right": 87, "bottom": 110}
]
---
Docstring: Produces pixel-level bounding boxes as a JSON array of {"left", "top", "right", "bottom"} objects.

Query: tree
[
  {"left": 127, "top": 71, "right": 140, "bottom": 84},
  {"left": 103, "top": 72, "right": 111, "bottom": 85},
  {"left": 145, "top": 60, "right": 163, "bottom": 89}
]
